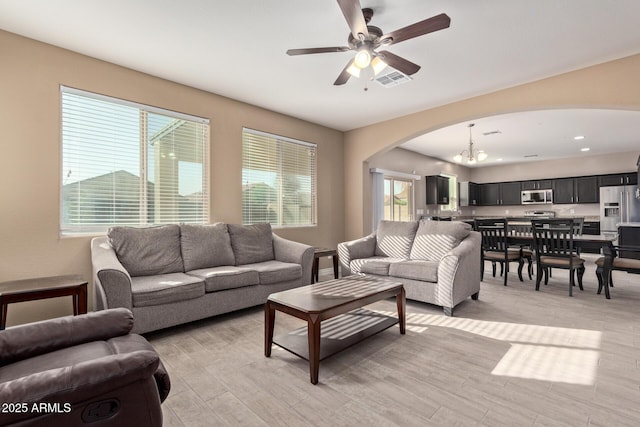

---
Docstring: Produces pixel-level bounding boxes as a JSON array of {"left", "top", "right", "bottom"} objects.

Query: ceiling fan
[{"left": 286, "top": 0, "right": 451, "bottom": 86}]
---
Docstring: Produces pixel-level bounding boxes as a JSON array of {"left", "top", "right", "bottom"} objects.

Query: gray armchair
[{"left": 0, "top": 308, "right": 170, "bottom": 426}]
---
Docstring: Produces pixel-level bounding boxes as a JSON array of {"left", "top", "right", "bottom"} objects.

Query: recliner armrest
[
  {"left": 0, "top": 350, "right": 159, "bottom": 426},
  {"left": 0, "top": 309, "right": 134, "bottom": 366}
]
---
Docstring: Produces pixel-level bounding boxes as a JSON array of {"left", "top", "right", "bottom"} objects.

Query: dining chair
[
  {"left": 475, "top": 218, "right": 526, "bottom": 286},
  {"left": 507, "top": 223, "right": 534, "bottom": 280},
  {"left": 595, "top": 244, "right": 640, "bottom": 299},
  {"left": 531, "top": 219, "right": 585, "bottom": 296}
]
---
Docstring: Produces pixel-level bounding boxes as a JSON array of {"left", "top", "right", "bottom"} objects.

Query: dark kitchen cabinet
[
  {"left": 574, "top": 176, "right": 599, "bottom": 203},
  {"left": 600, "top": 173, "right": 637, "bottom": 186},
  {"left": 521, "top": 179, "right": 553, "bottom": 190},
  {"left": 478, "top": 182, "right": 520, "bottom": 206},
  {"left": 500, "top": 181, "right": 522, "bottom": 205},
  {"left": 619, "top": 226, "right": 640, "bottom": 260},
  {"left": 553, "top": 178, "right": 575, "bottom": 204},
  {"left": 426, "top": 175, "right": 450, "bottom": 205},
  {"left": 554, "top": 176, "right": 599, "bottom": 204},
  {"left": 459, "top": 181, "right": 479, "bottom": 206},
  {"left": 478, "top": 183, "right": 500, "bottom": 206}
]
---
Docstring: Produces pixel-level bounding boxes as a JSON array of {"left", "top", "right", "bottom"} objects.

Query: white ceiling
[{"left": 1, "top": 0, "right": 640, "bottom": 166}]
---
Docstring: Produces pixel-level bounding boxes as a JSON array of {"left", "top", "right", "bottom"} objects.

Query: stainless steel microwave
[{"left": 521, "top": 189, "right": 553, "bottom": 204}]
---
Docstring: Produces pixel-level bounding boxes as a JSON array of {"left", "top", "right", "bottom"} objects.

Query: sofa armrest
[
  {"left": 435, "top": 231, "right": 481, "bottom": 310},
  {"left": 272, "top": 233, "right": 314, "bottom": 285},
  {"left": 337, "top": 233, "right": 377, "bottom": 276},
  {"left": 91, "top": 236, "right": 133, "bottom": 311},
  {"left": 0, "top": 308, "right": 134, "bottom": 366},
  {"left": 0, "top": 350, "right": 160, "bottom": 425}
]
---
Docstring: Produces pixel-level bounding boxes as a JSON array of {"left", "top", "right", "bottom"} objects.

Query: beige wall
[
  {"left": 0, "top": 30, "right": 344, "bottom": 326},
  {"left": 470, "top": 151, "right": 638, "bottom": 183},
  {"left": 344, "top": 54, "right": 640, "bottom": 239}
]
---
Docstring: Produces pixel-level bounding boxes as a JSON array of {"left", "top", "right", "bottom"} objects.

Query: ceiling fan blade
[
  {"left": 336, "top": 0, "right": 369, "bottom": 39},
  {"left": 334, "top": 60, "right": 353, "bottom": 85},
  {"left": 381, "top": 13, "right": 451, "bottom": 46},
  {"left": 378, "top": 50, "right": 421, "bottom": 75},
  {"left": 287, "top": 47, "right": 351, "bottom": 56}
]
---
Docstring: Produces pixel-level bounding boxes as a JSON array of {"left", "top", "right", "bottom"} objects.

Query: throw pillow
[
  {"left": 227, "top": 223, "right": 275, "bottom": 265},
  {"left": 108, "top": 224, "right": 184, "bottom": 277},
  {"left": 409, "top": 220, "right": 471, "bottom": 261},
  {"left": 374, "top": 220, "right": 419, "bottom": 258},
  {"left": 180, "top": 223, "right": 235, "bottom": 271}
]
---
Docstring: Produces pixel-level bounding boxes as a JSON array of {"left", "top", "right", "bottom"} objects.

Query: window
[
  {"left": 242, "top": 128, "right": 317, "bottom": 227},
  {"left": 441, "top": 172, "right": 458, "bottom": 212},
  {"left": 383, "top": 177, "right": 414, "bottom": 221},
  {"left": 60, "top": 87, "right": 209, "bottom": 235}
]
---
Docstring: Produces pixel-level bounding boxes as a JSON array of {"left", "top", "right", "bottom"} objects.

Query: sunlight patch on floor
[
  {"left": 373, "top": 309, "right": 602, "bottom": 385},
  {"left": 492, "top": 343, "right": 599, "bottom": 385}
]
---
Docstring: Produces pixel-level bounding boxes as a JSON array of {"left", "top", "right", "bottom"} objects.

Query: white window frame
[
  {"left": 242, "top": 128, "right": 317, "bottom": 228},
  {"left": 60, "top": 86, "right": 210, "bottom": 235}
]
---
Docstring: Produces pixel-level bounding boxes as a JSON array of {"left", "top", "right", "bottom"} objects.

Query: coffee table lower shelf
[{"left": 273, "top": 308, "right": 398, "bottom": 361}]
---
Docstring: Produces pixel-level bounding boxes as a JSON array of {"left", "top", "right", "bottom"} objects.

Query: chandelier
[{"left": 453, "top": 123, "right": 488, "bottom": 164}]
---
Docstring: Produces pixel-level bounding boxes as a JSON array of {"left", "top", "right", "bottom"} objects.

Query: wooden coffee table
[{"left": 265, "top": 276, "right": 405, "bottom": 384}]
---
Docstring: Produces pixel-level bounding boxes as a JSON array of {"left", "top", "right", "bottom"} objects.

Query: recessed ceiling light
[
  {"left": 581, "top": 147, "right": 590, "bottom": 152},
  {"left": 574, "top": 135, "right": 585, "bottom": 140},
  {"left": 497, "top": 158, "right": 503, "bottom": 161}
]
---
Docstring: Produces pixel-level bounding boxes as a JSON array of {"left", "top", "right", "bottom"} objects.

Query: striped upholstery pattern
[
  {"left": 374, "top": 220, "right": 419, "bottom": 259},
  {"left": 410, "top": 221, "right": 471, "bottom": 261}
]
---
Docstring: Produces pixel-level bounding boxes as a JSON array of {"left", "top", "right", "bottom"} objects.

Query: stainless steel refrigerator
[{"left": 600, "top": 185, "right": 640, "bottom": 236}]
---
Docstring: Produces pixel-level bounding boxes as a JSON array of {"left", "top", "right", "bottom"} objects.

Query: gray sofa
[
  {"left": 338, "top": 220, "right": 481, "bottom": 316},
  {"left": 91, "top": 223, "right": 313, "bottom": 334}
]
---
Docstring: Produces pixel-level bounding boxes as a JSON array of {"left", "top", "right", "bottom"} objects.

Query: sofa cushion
[
  {"left": 108, "top": 225, "right": 184, "bottom": 277},
  {"left": 228, "top": 223, "right": 274, "bottom": 265},
  {"left": 389, "top": 260, "right": 439, "bottom": 283},
  {"left": 131, "top": 273, "right": 204, "bottom": 307},
  {"left": 409, "top": 221, "right": 471, "bottom": 261},
  {"left": 359, "top": 258, "right": 406, "bottom": 276},
  {"left": 375, "top": 220, "right": 419, "bottom": 258},
  {"left": 350, "top": 257, "right": 405, "bottom": 274},
  {"left": 187, "top": 266, "right": 259, "bottom": 292},
  {"left": 180, "top": 223, "right": 235, "bottom": 271},
  {"left": 240, "top": 260, "right": 302, "bottom": 285}
]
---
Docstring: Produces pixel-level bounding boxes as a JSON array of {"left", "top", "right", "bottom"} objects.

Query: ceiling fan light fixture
[
  {"left": 371, "top": 56, "right": 387, "bottom": 75},
  {"left": 354, "top": 48, "right": 372, "bottom": 69},
  {"left": 346, "top": 63, "right": 361, "bottom": 78}
]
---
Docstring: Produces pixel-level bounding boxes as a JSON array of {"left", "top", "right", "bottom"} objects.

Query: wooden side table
[
  {"left": 312, "top": 248, "right": 339, "bottom": 283},
  {"left": 0, "top": 275, "right": 88, "bottom": 330}
]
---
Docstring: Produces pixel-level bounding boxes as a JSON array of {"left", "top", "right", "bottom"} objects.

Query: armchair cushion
[
  {"left": 108, "top": 224, "right": 184, "bottom": 277},
  {"left": 228, "top": 223, "right": 275, "bottom": 265},
  {"left": 409, "top": 220, "right": 471, "bottom": 261},
  {"left": 375, "top": 220, "right": 419, "bottom": 258},
  {"left": 180, "top": 223, "right": 235, "bottom": 271}
]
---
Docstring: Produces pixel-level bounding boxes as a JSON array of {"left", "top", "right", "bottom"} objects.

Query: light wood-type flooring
[{"left": 148, "top": 254, "right": 640, "bottom": 426}]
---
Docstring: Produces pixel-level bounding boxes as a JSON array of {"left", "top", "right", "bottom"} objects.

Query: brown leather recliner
[{"left": 0, "top": 308, "right": 170, "bottom": 426}]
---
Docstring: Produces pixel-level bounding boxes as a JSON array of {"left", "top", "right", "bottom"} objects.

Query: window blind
[
  {"left": 60, "top": 87, "right": 209, "bottom": 235},
  {"left": 242, "top": 128, "right": 317, "bottom": 227}
]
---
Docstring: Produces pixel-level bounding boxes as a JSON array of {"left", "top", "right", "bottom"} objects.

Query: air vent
[
  {"left": 523, "top": 154, "right": 539, "bottom": 158},
  {"left": 483, "top": 130, "right": 502, "bottom": 136},
  {"left": 374, "top": 68, "right": 412, "bottom": 88}
]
